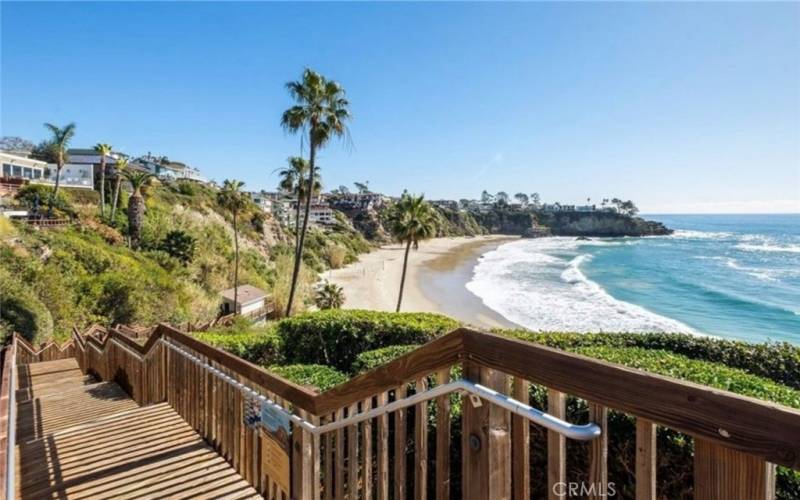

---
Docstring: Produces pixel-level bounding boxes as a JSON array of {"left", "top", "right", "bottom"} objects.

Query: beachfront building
[
  {"left": 430, "top": 199, "right": 459, "bottom": 210},
  {"left": 309, "top": 203, "right": 335, "bottom": 225},
  {"left": 331, "top": 192, "right": 386, "bottom": 211},
  {"left": 575, "top": 205, "right": 596, "bottom": 212},
  {"left": 1, "top": 152, "right": 47, "bottom": 181},
  {"left": 42, "top": 163, "right": 95, "bottom": 189},
  {"left": 219, "top": 284, "right": 270, "bottom": 320},
  {"left": 250, "top": 192, "right": 273, "bottom": 212}
]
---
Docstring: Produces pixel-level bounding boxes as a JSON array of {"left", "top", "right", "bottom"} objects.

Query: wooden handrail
[
  {"left": 69, "top": 323, "right": 800, "bottom": 469},
  {"left": 0, "top": 336, "right": 17, "bottom": 500}
]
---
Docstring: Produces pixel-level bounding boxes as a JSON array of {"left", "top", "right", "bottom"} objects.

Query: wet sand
[{"left": 325, "top": 235, "right": 521, "bottom": 330}]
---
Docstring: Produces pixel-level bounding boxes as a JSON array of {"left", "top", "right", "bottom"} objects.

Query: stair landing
[{"left": 15, "top": 359, "right": 260, "bottom": 499}]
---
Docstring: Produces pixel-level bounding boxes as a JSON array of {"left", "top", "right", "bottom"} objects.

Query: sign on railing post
[{"left": 244, "top": 393, "right": 292, "bottom": 494}]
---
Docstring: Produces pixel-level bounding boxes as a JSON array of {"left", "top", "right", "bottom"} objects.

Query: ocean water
[{"left": 466, "top": 214, "right": 800, "bottom": 344}]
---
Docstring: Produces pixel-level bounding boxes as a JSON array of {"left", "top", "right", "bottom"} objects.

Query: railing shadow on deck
[{"left": 45, "top": 323, "right": 800, "bottom": 499}]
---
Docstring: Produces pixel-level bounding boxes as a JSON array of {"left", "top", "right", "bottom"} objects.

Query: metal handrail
[{"left": 161, "top": 338, "right": 601, "bottom": 441}]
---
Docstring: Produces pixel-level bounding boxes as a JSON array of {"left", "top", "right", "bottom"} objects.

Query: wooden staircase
[{"left": 13, "top": 359, "right": 260, "bottom": 499}]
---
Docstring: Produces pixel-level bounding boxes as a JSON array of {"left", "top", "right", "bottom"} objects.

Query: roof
[{"left": 219, "top": 284, "right": 267, "bottom": 304}]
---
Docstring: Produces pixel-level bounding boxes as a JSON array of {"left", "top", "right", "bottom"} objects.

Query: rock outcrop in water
[{"left": 534, "top": 211, "right": 672, "bottom": 237}]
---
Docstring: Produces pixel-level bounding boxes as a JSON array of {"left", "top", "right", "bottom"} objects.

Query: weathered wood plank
[
  {"left": 547, "top": 389, "right": 566, "bottom": 500},
  {"left": 694, "top": 439, "right": 776, "bottom": 500},
  {"left": 636, "top": 418, "right": 657, "bottom": 500},
  {"left": 588, "top": 403, "right": 608, "bottom": 500},
  {"left": 511, "top": 377, "right": 530, "bottom": 500},
  {"left": 435, "top": 369, "right": 451, "bottom": 500},
  {"left": 414, "top": 377, "right": 428, "bottom": 500},
  {"left": 394, "top": 385, "right": 408, "bottom": 500}
]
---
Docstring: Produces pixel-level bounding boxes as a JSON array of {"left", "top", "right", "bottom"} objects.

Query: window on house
[
  {"left": 34, "top": 169, "right": 42, "bottom": 179},
  {"left": 23, "top": 167, "right": 33, "bottom": 179},
  {"left": 2, "top": 164, "right": 11, "bottom": 176},
  {"left": 12, "top": 165, "right": 22, "bottom": 176}
]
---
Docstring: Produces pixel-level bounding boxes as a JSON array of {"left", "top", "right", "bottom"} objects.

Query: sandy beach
[{"left": 325, "top": 235, "right": 521, "bottom": 330}]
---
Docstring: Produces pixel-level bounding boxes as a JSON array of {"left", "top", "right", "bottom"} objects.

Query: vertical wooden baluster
[
  {"left": 362, "top": 397, "right": 373, "bottom": 500},
  {"left": 292, "top": 408, "right": 319, "bottom": 500},
  {"left": 636, "top": 418, "right": 657, "bottom": 500},
  {"left": 414, "top": 377, "right": 428, "bottom": 500},
  {"left": 694, "top": 439, "right": 776, "bottom": 500},
  {"left": 462, "top": 363, "right": 511, "bottom": 499},
  {"left": 435, "top": 369, "right": 451, "bottom": 500},
  {"left": 376, "top": 392, "right": 389, "bottom": 500},
  {"left": 511, "top": 377, "right": 530, "bottom": 500},
  {"left": 588, "top": 403, "right": 608, "bottom": 500},
  {"left": 394, "top": 385, "right": 408, "bottom": 500},
  {"left": 324, "top": 413, "right": 334, "bottom": 500},
  {"left": 336, "top": 408, "right": 346, "bottom": 500},
  {"left": 547, "top": 389, "right": 566, "bottom": 500},
  {"left": 348, "top": 403, "right": 359, "bottom": 499}
]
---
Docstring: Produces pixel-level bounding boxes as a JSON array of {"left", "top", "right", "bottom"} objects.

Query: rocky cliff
[{"left": 533, "top": 211, "right": 671, "bottom": 237}]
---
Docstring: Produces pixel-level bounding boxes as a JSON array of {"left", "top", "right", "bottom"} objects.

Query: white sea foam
[
  {"left": 735, "top": 242, "right": 800, "bottom": 254},
  {"left": 725, "top": 258, "right": 778, "bottom": 282},
  {"left": 466, "top": 238, "right": 696, "bottom": 333}
]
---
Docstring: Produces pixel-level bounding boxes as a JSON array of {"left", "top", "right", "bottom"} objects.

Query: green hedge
[
  {"left": 194, "top": 329, "right": 282, "bottom": 365},
  {"left": 277, "top": 310, "right": 459, "bottom": 372},
  {"left": 352, "top": 344, "right": 420, "bottom": 373},
  {"left": 499, "top": 330, "right": 800, "bottom": 389},
  {"left": 267, "top": 364, "right": 348, "bottom": 392}
]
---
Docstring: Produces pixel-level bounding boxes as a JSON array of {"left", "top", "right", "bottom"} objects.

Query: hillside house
[{"left": 220, "top": 284, "right": 270, "bottom": 320}]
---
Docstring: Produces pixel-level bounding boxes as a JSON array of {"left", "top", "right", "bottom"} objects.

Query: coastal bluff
[
  {"left": 534, "top": 211, "right": 672, "bottom": 237},
  {"left": 467, "top": 207, "right": 672, "bottom": 237}
]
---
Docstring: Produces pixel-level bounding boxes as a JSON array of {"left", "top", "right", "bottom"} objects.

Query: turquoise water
[{"left": 466, "top": 214, "right": 800, "bottom": 344}]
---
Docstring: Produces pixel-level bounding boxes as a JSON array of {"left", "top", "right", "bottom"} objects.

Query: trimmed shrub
[
  {"left": 352, "top": 344, "right": 419, "bottom": 374},
  {"left": 277, "top": 310, "right": 459, "bottom": 372},
  {"left": 267, "top": 364, "right": 348, "bottom": 392},
  {"left": 498, "top": 330, "right": 800, "bottom": 389},
  {"left": 15, "top": 184, "right": 72, "bottom": 215},
  {"left": 195, "top": 328, "right": 282, "bottom": 365}
]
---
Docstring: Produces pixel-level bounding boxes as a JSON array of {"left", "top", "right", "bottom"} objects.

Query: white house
[
  {"left": 220, "top": 284, "right": 269, "bottom": 319},
  {"left": 309, "top": 204, "right": 335, "bottom": 225},
  {"left": 42, "top": 163, "right": 94, "bottom": 189},
  {"left": 0, "top": 152, "right": 47, "bottom": 181}
]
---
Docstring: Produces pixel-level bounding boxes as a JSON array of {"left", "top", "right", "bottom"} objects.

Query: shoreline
[{"left": 325, "top": 235, "right": 521, "bottom": 330}]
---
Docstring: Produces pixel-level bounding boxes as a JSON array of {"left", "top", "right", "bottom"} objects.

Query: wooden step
[
  {"left": 15, "top": 403, "right": 261, "bottom": 499},
  {"left": 16, "top": 382, "right": 140, "bottom": 443},
  {"left": 16, "top": 375, "right": 97, "bottom": 403},
  {"left": 17, "top": 358, "right": 84, "bottom": 390}
]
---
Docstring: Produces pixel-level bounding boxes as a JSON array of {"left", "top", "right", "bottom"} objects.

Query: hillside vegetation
[{"left": 0, "top": 181, "right": 373, "bottom": 342}]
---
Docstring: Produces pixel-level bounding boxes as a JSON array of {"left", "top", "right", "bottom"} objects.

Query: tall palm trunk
[
  {"left": 286, "top": 133, "right": 316, "bottom": 317},
  {"left": 48, "top": 153, "right": 63, "bottom": 217},
  {"left": 99, "top": 157, "right": 106, "bottom": 216},
  {"left": 396, "top": 240, "right": 412, "bottom": 312},
  {"left": 128, "top": 192, "right": 144, "bottom": 248},
  {"left": 233, "top": 210, "right": 239, "bottom": 311},
  {"left": 111, "top": 176, "right": 122, "bottom": 222},
  {"left": 294, "top": 194, "right": 302, "bottom": 256}
]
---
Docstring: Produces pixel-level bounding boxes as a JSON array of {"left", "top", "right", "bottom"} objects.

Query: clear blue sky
[{"left": 2, "top": 2, "right": 798, "bottom": 213}]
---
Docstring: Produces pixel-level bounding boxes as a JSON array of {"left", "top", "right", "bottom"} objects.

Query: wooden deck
[{"left": 15, "top": 359, "right": 260, "bottom": 499}]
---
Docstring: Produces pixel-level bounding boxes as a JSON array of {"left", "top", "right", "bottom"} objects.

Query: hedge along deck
[{"left": 2, "top": 323, "right": 799, "bottom": 499}]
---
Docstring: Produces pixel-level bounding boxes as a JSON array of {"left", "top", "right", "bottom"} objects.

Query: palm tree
[
  {"left": 43, "top": 122, "right": 76, "bottom": 215},
  {"left": 217, "top": 179, "right": 248, "bottom": 310},
  {"left": 110, "top": 158, "right": 128, "bottom": 222},
  {"left": 315, "top": 281, "right": 345, "bottom": 310},
  {"left": 277, "top": 157, "right": 321, "bottom": 256},
  {"left": 389, "top": 194, "right": 437, "bottom": 312},
  {"left": 94, "top": 143, "right": 112, "bottom": 216},
  {"left": 281, "top": 68, "right": 351, "bottom": 316},
  {"left": 124, "top": 170, "right": 155, "bottom": 248}
]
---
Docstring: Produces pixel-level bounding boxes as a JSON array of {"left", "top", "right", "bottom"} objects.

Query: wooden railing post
[
  {"left": 462, "top": 361, "right": 511, "bottom": 500},
  {"left": 292, "top": 410, "right": 320, "bottom": 500},
  {"left": 694, "top": 439, "right": 776, "bottom": 500}
]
